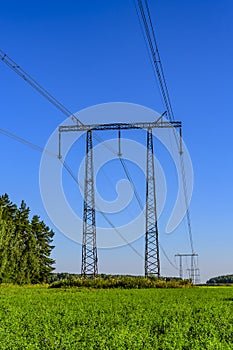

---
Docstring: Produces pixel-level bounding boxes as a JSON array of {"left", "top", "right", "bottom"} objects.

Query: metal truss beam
[{"left": 59, "top": 120, "right": 181, "bottom": 133}]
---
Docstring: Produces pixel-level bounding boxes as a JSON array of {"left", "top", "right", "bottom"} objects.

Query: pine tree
[
  {"left": 0, "top": 193, "right": 17, "bottom": 220},
  {"left": 0, "top": 195, "right": 55, "bottom": 284},
  {"left": 31, "top": 215, "right": 55, "bottom": 283},
  {"left": 0, "top": 208, "right": 15, "bottom": 282},
  {"left": 13, "top": 201, "right": 31, "bottom": 284}
]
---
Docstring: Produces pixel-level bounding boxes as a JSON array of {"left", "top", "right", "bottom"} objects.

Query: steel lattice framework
[
  {"left": 81, "top": 130, "right": 98, "bottom": 277},
  {"left": 145, "top": 128, "right": 160, "bottom": 277},
  {"left": 175, "top": 253, "right": 200, "bottom": 284},
  {"left": 59, "top": 117, "right": 182, "bottom": 278}
]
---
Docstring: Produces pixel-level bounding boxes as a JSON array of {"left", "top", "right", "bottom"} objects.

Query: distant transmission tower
[
  {"left": 175, "top": 253, "right": 200, "bottom": 284},
  {"left": 145, "top": 128, "right": 160, "bottom": 277},
  {"left": 81, "top": 130, "right": 98, "bottom": 277}
]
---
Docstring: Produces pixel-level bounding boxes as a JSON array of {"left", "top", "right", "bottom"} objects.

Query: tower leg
[
  {"left": 179, "top": 255, "right": 183, "bottom": 280},
  {"left": 81, "top": 130, "right": 98, "bottom": 277},
  {"left": 145, "top": 128, "right": 160, "bottom": 278},
  {"left": 191, "top": 254, "right": 195, "bottom": 284}
]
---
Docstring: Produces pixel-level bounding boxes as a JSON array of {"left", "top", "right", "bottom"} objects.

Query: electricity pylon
[
  {"left": 175, "top": 253, "right": 200, "bottom": 284},
  {"left": 59, "top": 117, "right": 181, "bottom": 277}
]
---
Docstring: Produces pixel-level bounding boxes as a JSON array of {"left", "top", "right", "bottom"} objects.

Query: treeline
[
  {"left": 0, "top": 194, "right": 55, "bottom": 284},
  {"left": 50, "top": 272, "right": 80, "bottom": 283},
  {"left": 50, "top": 273, "right": 182, "bottom": 283},
  {"left": 50, "top": 276, "right": 192, "bottom": 289},
  {"left": 206, "top": 275, "right": 233, "bottom": 284}
]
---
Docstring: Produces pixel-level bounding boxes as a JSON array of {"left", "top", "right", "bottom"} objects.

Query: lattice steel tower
[
  {"left": 81, "top": 130, "right": 98, "bottom": 277},
  {"left": 59, "top": 119, "right": 181, "bottom": 278},
  {"left": 145, "top": 128, "right": 160, "bottom": 277}
]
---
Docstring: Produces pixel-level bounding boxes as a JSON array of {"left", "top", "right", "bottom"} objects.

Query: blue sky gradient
[{"left": 0, "top": 0, "right": 233, "bottom": 282}]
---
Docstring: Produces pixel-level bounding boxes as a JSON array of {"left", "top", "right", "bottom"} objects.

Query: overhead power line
[
  {"left": 119, "top": 154, "right": 178, "bottom": 271},
  {"left": 136, "top": 0, "right": 175, "bottom": 122},
  {"left": 0, "top": 47, "right": 149, "bottom": 261},
  {"left": 0, "top": 24, "right": 181, "bottom": 272},
  {"left": 0, "top": 127, "right": 55, "bottom": 156},
  {"left": 134, "top": 0, "right": 195, "bottom": 255},
  {"left": 0, "top": 125, "right": 144, "bottom": 261},
  {"left": 0, "top": 124, "right": 178, "bottom": 272},
  {"left": 0, "top": 49, "right": 82, "bottom": 125}
]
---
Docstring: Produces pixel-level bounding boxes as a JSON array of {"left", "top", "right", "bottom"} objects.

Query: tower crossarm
[
  {"left": 59, "top": 120, "right": 181, "bottom": 133},
  {"left": 175, "top": 254, "right": 198, "bottom": 257}
]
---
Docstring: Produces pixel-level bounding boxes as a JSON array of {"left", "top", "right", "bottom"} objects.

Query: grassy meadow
[{"left": 0, "top": 285, "right": 232, "bottom": 349}]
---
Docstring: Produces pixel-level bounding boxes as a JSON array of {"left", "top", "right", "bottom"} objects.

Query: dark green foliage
[
  {"left": 50, "top": 272, "right": 182, "bottom": 284},
  {"left": 206, "top": 275, "right": 233, "bottom": 284},
  {"left": 31, "top": 215, "right": 55, "bottom": 283},
  {"left": 50, "top": 276, "right": 192, "bottom": 289},
  {"left": 0, "top": 194, "right": 55, "bottom": 284},
  {"left": 50, "top": 272, "right": 80, "bottom": 283}
]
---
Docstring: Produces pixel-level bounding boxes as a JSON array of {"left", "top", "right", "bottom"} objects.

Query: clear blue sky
[{"left": 0, "top": 0, "right": 232, "bottom": 283}]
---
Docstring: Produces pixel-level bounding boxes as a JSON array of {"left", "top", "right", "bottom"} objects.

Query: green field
[{"left": 0, "top": 286, "right": 232, "bottom": 349}]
